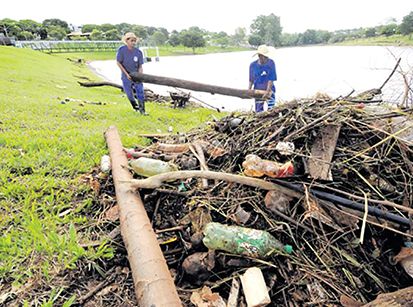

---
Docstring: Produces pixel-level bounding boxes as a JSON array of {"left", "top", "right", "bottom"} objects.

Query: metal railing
[
  {"left": 15, "top": 40, "right": 124, "bottom": 53},
  {"left": 14, "top": 40, "right": 160, "bottom": 61}
]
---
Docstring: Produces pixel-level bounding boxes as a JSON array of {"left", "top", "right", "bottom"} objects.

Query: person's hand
[
  {"left": 126, "top": 73, "right": 132, "bottom": 81},
  {"left": 247, "top": 89, "right": 254, "bottom": 96},
  {"left": 262, "top": 90, "right": 272, "bottom": 100}
]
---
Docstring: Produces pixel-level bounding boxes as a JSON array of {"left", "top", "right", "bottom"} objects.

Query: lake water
[{"left": 89, "top": 46, "right": 413, "bottom": 111}]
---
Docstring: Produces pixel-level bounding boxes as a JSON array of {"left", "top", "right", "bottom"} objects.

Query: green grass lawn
[
  {"left": 51, "top": 45, "right": 250, "bottom": 61},
  {"left": 0, "top": 46, "right": 222, "bottom": 304},
  {"left": 338, "top": 34, "right": 413, "bottom": 46}
]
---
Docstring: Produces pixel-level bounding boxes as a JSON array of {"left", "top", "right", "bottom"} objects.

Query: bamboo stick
[{"left": 105, "top": 126, "right": 182, "bottom": 307}]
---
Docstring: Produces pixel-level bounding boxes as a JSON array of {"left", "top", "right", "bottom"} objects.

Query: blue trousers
[
  {"left": 121, "top": 77, "right": 145, "bottom": 109},
  {"left": 255, "top": 93, "right": 276, "bottom": 112}
]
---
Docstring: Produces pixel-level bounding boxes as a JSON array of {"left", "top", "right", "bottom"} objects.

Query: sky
[{"left": 1, "top": 0, "right": 412, "bottom": 34}]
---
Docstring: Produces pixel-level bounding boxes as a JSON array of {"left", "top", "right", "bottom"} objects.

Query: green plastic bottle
[{"left": 203, "top": 222, "right": 293, "bottom": 259}]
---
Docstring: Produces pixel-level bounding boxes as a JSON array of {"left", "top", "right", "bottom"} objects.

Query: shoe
[{"left": 138, "top": 100, "right": 148, "bottom": 115}]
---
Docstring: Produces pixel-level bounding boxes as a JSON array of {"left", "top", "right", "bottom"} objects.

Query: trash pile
[{"left": 116, "top": 98, "right": 413, "bottom": 306}]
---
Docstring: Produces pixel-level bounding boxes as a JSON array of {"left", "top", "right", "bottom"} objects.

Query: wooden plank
[{"left": 307, "top": 124, "right": 341, "bottom": 180}]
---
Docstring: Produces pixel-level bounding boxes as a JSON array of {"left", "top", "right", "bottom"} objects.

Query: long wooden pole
[
  {"left": 105, "top": 126, "right": 182, "bottom": 307},
  {"left": 130, "top": 72, "right": 268, "bottom": 99}
]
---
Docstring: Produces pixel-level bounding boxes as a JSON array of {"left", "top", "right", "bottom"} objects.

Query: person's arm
[
  {"left": 137, "top": 50, "right": 144, "bottom": 74},
  {"left": 263, "top": 60, "right": 276, "bottom": 98},
  {"left": 116, "top": 48, "right": 132, "bottom": 80},
  {"left": 248, "top": 63, "right": 254, "bottom": 92},
  {"left": 262, "top": 80, "right": 273, "bottom": 99},
  {"left": 117, "top": 61, "right": 132, "bottom": 80}
]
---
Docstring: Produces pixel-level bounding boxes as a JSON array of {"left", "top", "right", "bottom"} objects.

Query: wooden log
[
  {"left": 307, "top": 124, "right": 341, "bottom": 180},
  {"left": 105, "top": 126, "right": 182, "bottom": 307},
  {"left": 362, "top": 286, "right": 413, "bottom": 306},
  {"left": 130, "top": 72, "right": 269, "bottom": 99},
  {"left": 78, "top": 81, "right": 123, "bottom": 90}
]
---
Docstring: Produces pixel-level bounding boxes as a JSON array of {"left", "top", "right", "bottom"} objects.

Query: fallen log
[
  {"left": 130, "top": 72, "right": 269, "bottom": 99},
  {"left": 78, "top": 81, "right": 123, "bottom": 90},
  {"left": 362, "top": 286, "right": 413, "bottom": 306},
  {"left": 105, "top": 126, "right": 182, "bottom": 307}
]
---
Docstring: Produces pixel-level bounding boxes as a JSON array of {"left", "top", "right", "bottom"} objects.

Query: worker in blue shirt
[
  {"left": 116, "top": 32, "right": 147, "bottom": 115},
  {"left": 249, "top": 45, "right": 277, "bottom": 112}
]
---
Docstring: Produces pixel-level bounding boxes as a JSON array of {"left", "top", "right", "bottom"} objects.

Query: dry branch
[{"left": 129, "top": 170, "right": 302, "bottom": 198}]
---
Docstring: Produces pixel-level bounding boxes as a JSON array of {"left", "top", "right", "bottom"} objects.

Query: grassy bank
[
  {"left": 338, "top": 34, "right": 413, "bottom": 46},
  {"left": 0, "top": 46, "right": 221, "bottom": 304},
  {"left": 51, "top": 45, "right": 250, "bottom": 61}
]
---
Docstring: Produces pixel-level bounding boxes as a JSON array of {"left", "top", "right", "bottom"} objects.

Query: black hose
[{"left": 273, "top": 180, "right": 410, "bottom": 226}]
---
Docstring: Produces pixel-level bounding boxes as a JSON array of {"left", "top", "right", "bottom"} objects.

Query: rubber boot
[
  {"left": 129, "top": 99, "right": 139, "bottom": 111},
  {"left": 138, "top": 100, "right": 148, "bottom": 116}
]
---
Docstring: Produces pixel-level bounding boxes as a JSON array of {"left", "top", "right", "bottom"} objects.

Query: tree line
[{"left": 1, "top": 11, "right": 412, "bottom": 50}]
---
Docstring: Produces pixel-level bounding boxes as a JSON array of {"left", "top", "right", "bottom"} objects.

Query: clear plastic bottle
[
  {"left": 242, "top": 154, "right": 294, "bottom": 178},
  {"left": 129, "top": 157, "right": 179, "bottom": 177},
  {"left": 203, "top": 222, "right": 292, "bottom": 259}
]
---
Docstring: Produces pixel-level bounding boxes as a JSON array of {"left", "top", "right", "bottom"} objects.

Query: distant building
[{"left": 67, "top": 31, "right": 92, "bottom": 40}]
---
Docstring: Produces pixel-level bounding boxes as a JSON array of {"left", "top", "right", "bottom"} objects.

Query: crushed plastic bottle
[
  {"left": 129, "top": 157, "right": 179, "bottom": 177},
  {"left": 203, "top": 222, "right": 293, "bottom": 259},
  {"left": 242, "top": 154, "right": 294, "bottom": 178}
]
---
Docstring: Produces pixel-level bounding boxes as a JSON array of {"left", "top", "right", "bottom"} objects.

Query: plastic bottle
[
  {"left": 130, "top": 157, "right": 179, "bottom": 177},
  {"left": 203, "top": 222, "right": 293, "bottom": 259},
  {"left": 242, "top": 154, "right": 294, "bottom": 178},
  {"left": 100, "top": 155, "right": 111, "bottom": 173}
]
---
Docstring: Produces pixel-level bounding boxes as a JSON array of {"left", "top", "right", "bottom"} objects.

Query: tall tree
[
  {"left": 115, "top": 22, "right": 132, "bottom": 34},
  {"left": 100, "top": 23, "right": 116, "bottom": 33},
  {"left": 150, "top": 31, "right": 168, "bottom": 45},
  {"left": 180, "top": 27, "right": 206, "bottom": 53},
  {"left": 132, "top": 25, "right": 148, "bottom": 40},
  {"left": 250, "top": 14, "right": 282, "bottom": 46},
  {"left": 42, "top": 19, "right": 70, "bottom": 33},
  {"left": 17, "top": 31, "right": 34, "bottom": 40},
  {"left": 400, "top": 11, "right": 413, "bottom": 35},
  {"left": 0, "top": 18, "right": 21, "bottom": 37},
  {"left": 157, "top": 27, "right": 169, "bottom": 39},
  {"left": 248, "top": 34, "right": 263, "bottom": 47},
  {"left": 231, "top": 27, "right": 246, "bottom": 46},
  {"left": 104, "top": 29, "right": 120, "bottom": 41},
  {"left": 81, "top": 24, "right": 99, "bottom": 33},
  {"left": 168, "top": 30, "right": 181, "bottom": 46},
  {"left": 90, "top": 29, "right": 104, "bottom": 40},
  {"left": 211, "top": 31, "right": 230, "bottom": 48},
  {"left": 17, "top": 19, "right": 41, "bottom": 35},
  {"left": 378, "top": 24, "right": 398, "bottom": 36},
  {"left": 46, "top": 25, "right": 67, "bottom": 40}
]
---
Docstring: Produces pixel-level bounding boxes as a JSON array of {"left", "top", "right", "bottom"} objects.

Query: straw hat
[
  {"left": 122, "top": 32, "right": 139, "bottom": 44},
  {"left": 255, "top": 44, "right": 271, "bottom": 57}
]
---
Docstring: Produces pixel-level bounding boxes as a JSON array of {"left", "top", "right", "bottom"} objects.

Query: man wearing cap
[
  {"left": 116, "top": 32, "right": 148, "bottom": 115},
  {"left": 249, "top": 45, "right": 277, "bottom": 112}
]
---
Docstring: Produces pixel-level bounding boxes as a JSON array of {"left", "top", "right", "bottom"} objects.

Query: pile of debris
[{"left": 114, "top": 96, "right": 413, "bottom": 306}]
